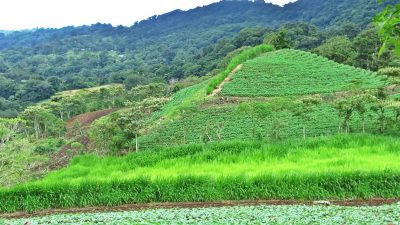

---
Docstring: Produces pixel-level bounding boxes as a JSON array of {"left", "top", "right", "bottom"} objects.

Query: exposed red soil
[
  {"left": 66, "top": 109, "right": 116, "bottom": 138},
  {"left": 2, "top": 199, "right": 398, "bottom": 219},
  {"left": 48, "top": 109, "right": 117, "bottom": 170}
]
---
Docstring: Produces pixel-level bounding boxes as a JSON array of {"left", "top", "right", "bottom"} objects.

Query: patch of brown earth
[{"left": 49, "top": 109, "right": 116, "bottom": 170}]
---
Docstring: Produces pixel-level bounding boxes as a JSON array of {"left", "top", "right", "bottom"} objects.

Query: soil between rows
[{"left": 2, "top": 199, "right": 399, "bottom": 219}]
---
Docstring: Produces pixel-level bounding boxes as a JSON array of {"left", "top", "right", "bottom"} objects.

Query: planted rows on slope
[
  {"left": 221, "top": 49, "right": 386, "bottom": 97},
  {"left": 139, "top": 102, "right": 385, "bottom": 149}
]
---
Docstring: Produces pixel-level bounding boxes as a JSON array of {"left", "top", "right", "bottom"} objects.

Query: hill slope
[
  {"left": 130, "top": 48, "right": 389, "bottom": 149},
  {"left": 221, "top": 49, "right": 385, "bottom": 97}
]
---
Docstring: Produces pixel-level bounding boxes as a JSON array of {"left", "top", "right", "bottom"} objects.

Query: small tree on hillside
[
  {"left": 334, "top": 98, "right": 356, "bottom": 134},
  {"left": 117, "top": 98, "right": 167, "bottom": 152},
  {"left": 0, "top": 118, "right": 25, "bottom": 147},
  {"left": 374, "top": 88, "right": 390, "bottom": 133},
  {"left": 292, "top": 97, "right": 320, "bottom": 140},
  {"left": 264, "top": 28, "right": 292, "bottom": 49},
  {"left": 353, "top": 92, "right": 375, "bottom": 133}
]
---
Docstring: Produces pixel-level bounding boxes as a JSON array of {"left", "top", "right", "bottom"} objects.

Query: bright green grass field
[
  {"left": 1, "top": 135, "right": 400, "bottom": 213},
  {"left": 221, "top": 49, "right": 386, "bottom": 97}
]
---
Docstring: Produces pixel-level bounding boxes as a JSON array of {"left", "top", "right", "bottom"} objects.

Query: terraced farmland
[{"left": 221, "top": 49, "right": 386, "bottom": 97}]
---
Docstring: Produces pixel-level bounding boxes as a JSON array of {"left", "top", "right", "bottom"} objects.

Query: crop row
[
  {"left": 221, "top": 49, "right": 386, "bottom": 97},
  {"left": 139, "top": 103, "right": 383, "bottom": 149},
  {"left": 5, "top": 204, "right": 400, "bottom": 225}
]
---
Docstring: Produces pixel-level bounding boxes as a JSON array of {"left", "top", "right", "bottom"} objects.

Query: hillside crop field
[
  {"left": 139, "top": 102, "right": 387, "bottom": 148},
  {"left": 1, "top": 135, "right": 400, "bottom": 213},
  {"left": 4, "top": 204, "right": 400, "bottom": 225},
  {"left": 221, "top": 49, "right": 386, "bottom": 97}
]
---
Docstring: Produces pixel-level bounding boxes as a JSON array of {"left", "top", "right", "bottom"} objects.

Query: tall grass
[
  {"left": 1, "top": 134, "right": 400, "bottom": 213},
  {"left": 206, "top": 44, "right": 275, "bottom": 95}
]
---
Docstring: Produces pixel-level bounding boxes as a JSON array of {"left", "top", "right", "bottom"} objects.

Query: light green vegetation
[
  {"left": 54, "top": 84, "right": 124, "bottom": 98},
  {"left": 221, "top": 49, "right": 386, "bottom": 97},
  {"left": 4, "top": 204, "right": 400, "bottom": 225},
  {"left": 151, "top": 44, "right": 275, "bottom": 122},
  {"left": 206, "top": 44, "right": 275, "bottom": 95},
  {"left": 139, "top": 100, "right": 398, "bottom": 149},
  {"left": 1, "top": 135, "right": 400, "bottom": 213}
]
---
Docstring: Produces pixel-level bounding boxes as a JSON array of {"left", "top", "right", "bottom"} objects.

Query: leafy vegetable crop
[
  {"left": 221, "top": 49, "right": 386, "bottom": 97},
  {"left": 4, "top": 204, "right": 400, "bottom": 225}
]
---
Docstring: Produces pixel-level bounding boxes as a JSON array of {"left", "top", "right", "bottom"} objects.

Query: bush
[
  {"left": 33, "top": 138, "right": 65, "bottom": 154},
  {"left": 378, "top": 67, "right": 400, "bottom": 77}
]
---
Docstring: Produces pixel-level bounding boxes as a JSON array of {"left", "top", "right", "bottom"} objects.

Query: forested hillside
[{"left": 0, "top": 0, "right": 397, "bottom": 117}]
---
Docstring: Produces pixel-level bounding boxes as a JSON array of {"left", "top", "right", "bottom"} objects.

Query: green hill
[
  {"left": 133, "top": 48, "right": 390, "bottom": 149},
  {"left": 221, "top": 49, "right": 385, "bottom": 97}
]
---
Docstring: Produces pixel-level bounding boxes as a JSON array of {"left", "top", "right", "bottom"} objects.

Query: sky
[{"left": 0, "top": 0, "right": 296, "bottom": 30}]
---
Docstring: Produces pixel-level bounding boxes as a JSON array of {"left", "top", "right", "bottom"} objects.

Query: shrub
[{"left": 378, "top": 67, "right": 400, "bottom": 77}]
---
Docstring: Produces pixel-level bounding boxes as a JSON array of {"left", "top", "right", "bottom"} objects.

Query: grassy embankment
[{"left": 1, "top": 134, "right": 400, "bottom": 213}]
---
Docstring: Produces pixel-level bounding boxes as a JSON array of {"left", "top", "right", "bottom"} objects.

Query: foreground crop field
[
  {"left": 4, "top": 204, "right": 400, "bottom": 225},
  {"left": 221, "top": 49, "right": 386, "bottom": 97},
  {"left": 1, "top": 135, "right": 400, "bottom": 213}
]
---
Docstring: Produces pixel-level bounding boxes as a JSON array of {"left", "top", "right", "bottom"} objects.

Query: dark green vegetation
[
  {"left": 0, "top": 0, "right": 399, "bottom": 117},
  {"left": 1, "top": 135, "right": 400, "bottom": 213}
]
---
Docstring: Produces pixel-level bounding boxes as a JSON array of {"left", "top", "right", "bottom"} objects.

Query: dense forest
[{"left": 0, "top": 0, "right": 398, "bottom": 117}]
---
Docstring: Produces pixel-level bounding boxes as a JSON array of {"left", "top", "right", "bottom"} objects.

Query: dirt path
[
  {"left": 211, "top": 64, "right": 242, "bottom": 96},
  {"left": 2, "top": 199, "right": 398, "bottom": 219},
  {"left": 47, "top": 109, "right": 117, "bottom": 170}
]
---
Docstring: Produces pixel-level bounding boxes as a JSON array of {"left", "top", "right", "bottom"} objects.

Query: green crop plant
[
  {"left": 5, "top": 204, "right": 400, "bottom": 224},
  {"left": 206, "top": 44, "right": 275, "bottom": 95},
  {"left": 221, "top": 49, "right": 386, "bottom": 97},
  {"left": 1, "top": 134, "right": 400, "bottom": 213}
]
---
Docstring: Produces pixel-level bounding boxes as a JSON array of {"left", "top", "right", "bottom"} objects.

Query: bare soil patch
[{"left": 49, "top": 109, "right": 116, "bottom": 170}]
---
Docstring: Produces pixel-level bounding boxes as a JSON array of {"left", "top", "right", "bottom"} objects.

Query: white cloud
[{"left": 0, "top": 0, "right": 296, "bottom": 30}]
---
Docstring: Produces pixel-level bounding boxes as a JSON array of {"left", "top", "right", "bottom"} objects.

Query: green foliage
[
  {"left": 264, "top": 28, "right": 292, "bottom": 49},
  {"left": 33, "top": 138, "right": 65, "bottom": 154},
  {"left": 206, "top": 44, "right": 275, "bottom": 95},
  {"left": 378, "top": 67, "right": 400, "bottom": 76},
  {"left": 0, "top": 138, "right": 48, "bottom": 187},
  {"left": 19, "top": 106, "right": 65, "bottom": 139},
  {"left": 89, "top": 97, "right": 168, "bottom": 154},
  {"left": 221, "top": 49, "right": 385, "bottom": 97},
  {"left": 5, "top": 204, "right": 400, "bottom": 224},
  {"left": 351, "top": 26, "right": 396, "bottom": 71},
  {"left": 2, "top": 135, "right": 400, "bottom": 213},
  {"left": 313, "top": 36, "right": 356, "bottom": 64},
  {"left": 375, "top": 1, "right": 400, "bottom": 56}
]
